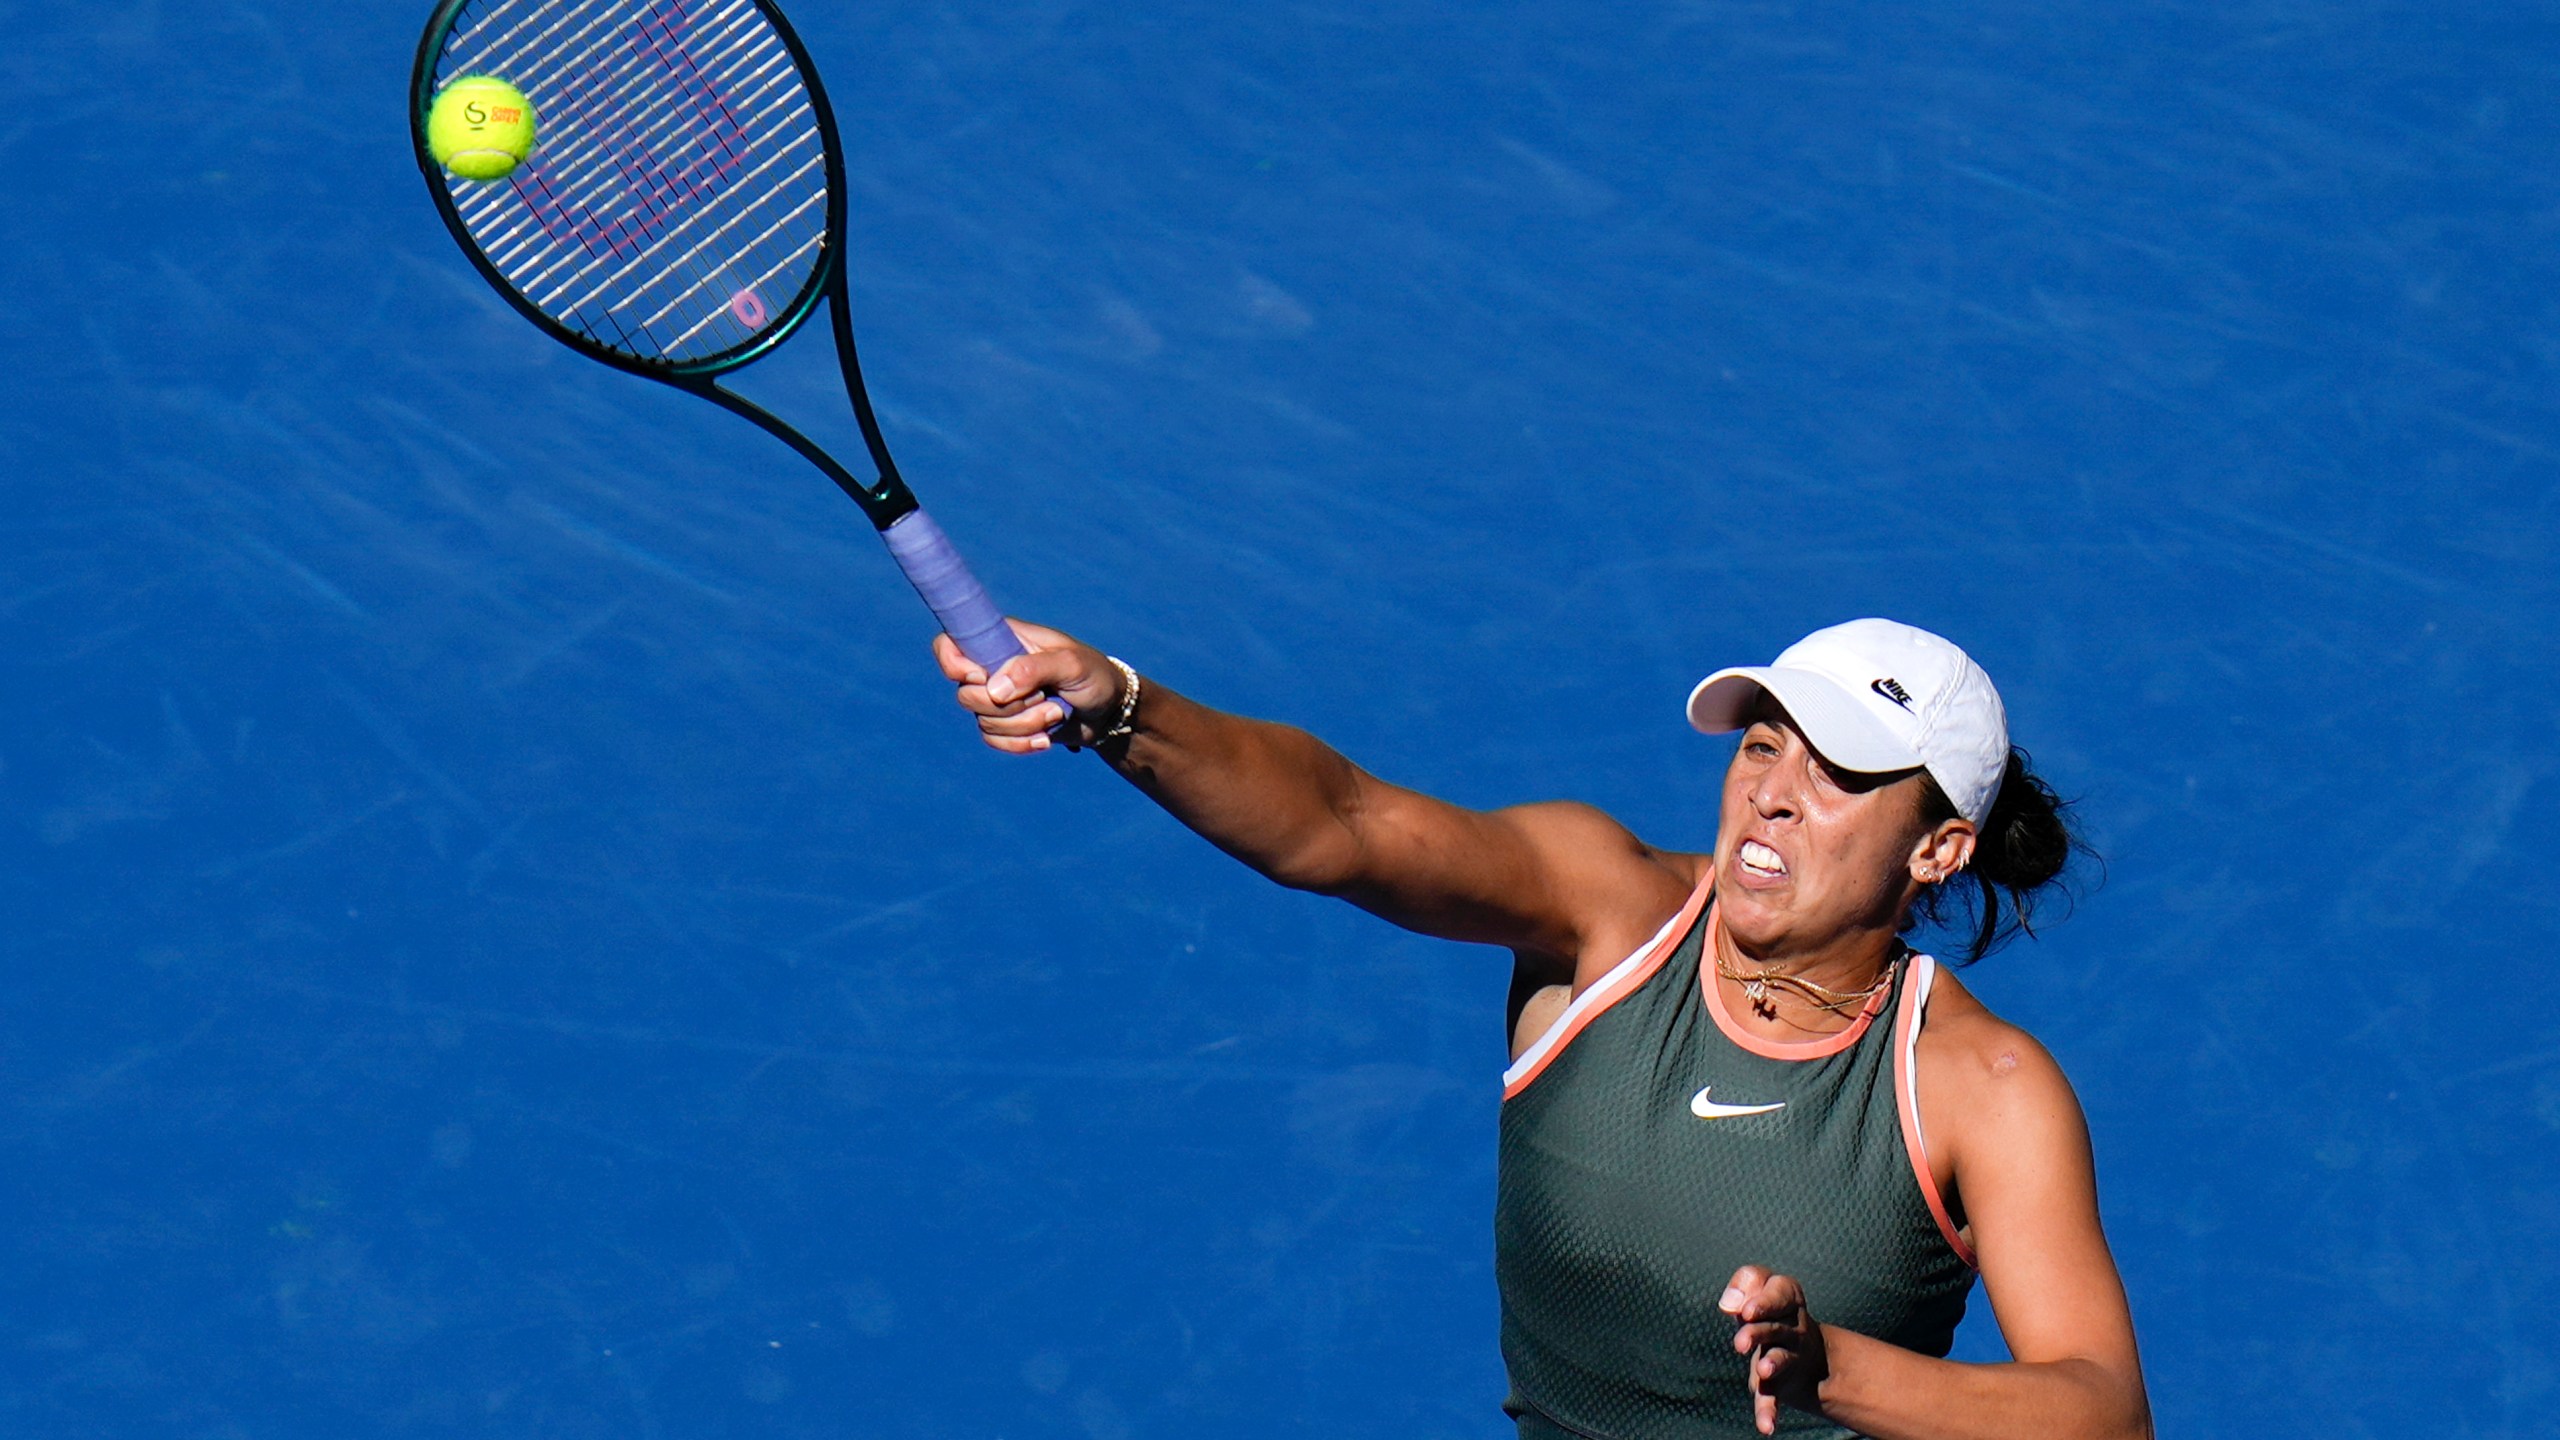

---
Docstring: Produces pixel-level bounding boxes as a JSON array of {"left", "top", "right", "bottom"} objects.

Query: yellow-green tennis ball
[{"left": 428, "top": 76, "right": 537, "bottom": 182}]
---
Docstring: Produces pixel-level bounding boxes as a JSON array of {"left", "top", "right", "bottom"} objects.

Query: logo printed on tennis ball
[{"left": 428, "top": 76, "right": 537, "bottom": 183}]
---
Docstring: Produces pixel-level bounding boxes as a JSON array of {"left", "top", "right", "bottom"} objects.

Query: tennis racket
[{"left": 407, "top": 0, "right": 1032, "bottom": 677}]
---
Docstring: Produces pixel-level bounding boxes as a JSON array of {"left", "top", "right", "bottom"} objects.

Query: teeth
[{"left": 1739, "top": 841, "right": 1786, "bottom": 876}]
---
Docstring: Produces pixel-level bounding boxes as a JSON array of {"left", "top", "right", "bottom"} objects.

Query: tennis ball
[{"left": 427, "top": 76, "right": 537, "bottom": 182}]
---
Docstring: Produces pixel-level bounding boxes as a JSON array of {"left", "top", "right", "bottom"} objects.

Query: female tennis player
[{"left": 935, "top": 616, "right": 2150, "bottom": 1440}]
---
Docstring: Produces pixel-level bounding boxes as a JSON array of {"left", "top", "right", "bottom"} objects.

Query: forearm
[
  {"left": 1097, "top": 678, "right": 1372, "bottom": 892},
  {"left": 1814, "top": 1327, "right": 2150, "bottom": 1440},
  {"left": 948, "top": 625, "right": 1625, "bottom": 950}
]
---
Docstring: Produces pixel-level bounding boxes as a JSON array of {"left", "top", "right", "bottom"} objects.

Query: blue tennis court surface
[{"left": 6, "top": 2, "right": 2556, "bottom": 1435}]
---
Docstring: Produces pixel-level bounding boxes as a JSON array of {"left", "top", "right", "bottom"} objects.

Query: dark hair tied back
[{"left": 1913, "top": 748, "right": 2093, "bottom": 963}]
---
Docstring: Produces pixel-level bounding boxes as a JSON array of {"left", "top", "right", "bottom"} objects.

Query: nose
[{"left": 1747, "top": 753, "right": 1803, "bottom": 820}]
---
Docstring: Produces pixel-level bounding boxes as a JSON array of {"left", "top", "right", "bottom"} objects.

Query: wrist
[
  {"left": 1806, "top": 1321, "right": 1875, "bottom": 1422},
  {"left": 1069, "top": 654, "right": 1141, "bottom": 753},
  {"left": 1100, "top": 655, "right": 1142, "bottom": 740}
]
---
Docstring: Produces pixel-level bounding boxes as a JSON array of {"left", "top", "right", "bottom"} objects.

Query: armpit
[{"left": 1510, "top": 983, "right": 1572, "bottom": 1062}]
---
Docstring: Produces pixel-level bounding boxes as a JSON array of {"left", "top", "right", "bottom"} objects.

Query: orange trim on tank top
[
  {"left": 1697, "top": 906, "right": 1894, "bottom": 1060},
  {"left": 1500, "top": 875, "right": 1716, "bottom": 1101},
  {"left": 1893, "top": 962, "right": 1978, "bottom": 1269}
]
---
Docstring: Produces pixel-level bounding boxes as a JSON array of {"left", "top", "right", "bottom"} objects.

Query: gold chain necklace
[{"left": 1713, "top": 946, "right": 1898, "bottom": 1020}]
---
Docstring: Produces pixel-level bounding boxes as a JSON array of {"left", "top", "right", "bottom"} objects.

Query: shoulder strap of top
[
  {"left": 1891, "top": 953, "right": 1975, "bottom": 1267},
  {"left": 1501, "top": 875, "right": 1714, "bottom": 1099}
]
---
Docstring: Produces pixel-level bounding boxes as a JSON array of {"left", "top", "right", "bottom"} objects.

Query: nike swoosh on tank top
[{"left": 1496, "top": 887, "right": 1975, "bottom": 1439}]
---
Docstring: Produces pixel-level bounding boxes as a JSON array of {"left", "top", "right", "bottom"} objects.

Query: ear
[{"left": 1907, "top": 817, "right": 1977, "bottom": 886}]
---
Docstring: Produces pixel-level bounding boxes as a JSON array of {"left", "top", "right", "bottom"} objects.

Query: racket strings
[
  {"left": 431, "top": 0, "right": 830, "bottom": 366},
  {"left": 539, "top": 60, "right": 815, "bottom": 307},
  {"left": 504, "top": 0, "right": 763, "bottom": 231},
  {"left": 475, "top": 0, "right": 802, "bottom": 320},
  {"left": 501, "top": 55, "right": 800, "bottom": 301}
]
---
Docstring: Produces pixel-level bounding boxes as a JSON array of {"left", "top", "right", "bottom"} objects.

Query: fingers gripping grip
[{"left": 879, "top": 508, "right": 1028, "bottom": 673}]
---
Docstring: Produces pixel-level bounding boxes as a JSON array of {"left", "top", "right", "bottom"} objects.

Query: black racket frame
[{"left": 407, "top": 0, "right": 920, "bottom": 531}]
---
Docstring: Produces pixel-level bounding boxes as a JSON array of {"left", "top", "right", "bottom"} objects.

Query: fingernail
[
  {"left": 1031, "top": 734, "right": 1050, "bottom": 751},
  {"left": 988, "top": 676, "right": 1016, "bottom": 702},
  {"left": 1719, "top": 1287, "right": 1744, "bottom": 1311}
]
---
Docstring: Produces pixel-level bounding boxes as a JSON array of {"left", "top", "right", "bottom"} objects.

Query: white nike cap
[{"left": 1686, "top": 618, "right": 2011, "bottom": 826}]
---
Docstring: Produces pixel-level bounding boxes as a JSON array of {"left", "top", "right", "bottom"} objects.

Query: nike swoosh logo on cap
[{"left": 1690, "top": 1086, "right": 1786, "bottom": 1120}]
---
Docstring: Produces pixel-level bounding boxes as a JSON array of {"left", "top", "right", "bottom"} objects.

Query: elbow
[
  {"left": 1256, "top": 796, "right": 1378, "bottom": 897},
  {"left": 2080, "top": 1363, "right": 2152, "bottom": 1440},
  {"left": 1254, "top": 779, "right": 1376, "bottom": 896},
  {"left": 2091, "top": 1414, "right": 2151, "bottom": 1440},
  {"left": 1259, "top": 830, "right": 1366, "bottom": 897},
  {"left": 2110, "top": 1367, "right": 2153, "bottom": 1440}
]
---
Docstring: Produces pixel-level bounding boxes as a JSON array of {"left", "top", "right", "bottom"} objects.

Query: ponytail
[{"left": 1914, "top": 748, "right": 2093, "bottom": 963}]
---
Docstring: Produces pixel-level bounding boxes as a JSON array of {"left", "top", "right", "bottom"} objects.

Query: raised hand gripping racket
[{"left": 407, "top": 0, "right": 1030, "bottom": 675}]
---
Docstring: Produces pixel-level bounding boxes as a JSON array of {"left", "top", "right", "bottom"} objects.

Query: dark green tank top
[{"left": 1496, "top": 884, "right": 1975, "bottom": 1439}]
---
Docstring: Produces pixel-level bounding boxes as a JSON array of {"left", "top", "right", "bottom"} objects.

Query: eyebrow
[{"left": 1747, "top": 716, "right": 1909, "bottom": 793}]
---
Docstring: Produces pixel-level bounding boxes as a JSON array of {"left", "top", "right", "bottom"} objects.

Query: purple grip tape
[{"left": 881, "top": 509, "right": 1027, "bottom": 672}]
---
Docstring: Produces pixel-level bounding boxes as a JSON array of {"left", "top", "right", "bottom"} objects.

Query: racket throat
[{"left": 694, "top": 381, "right": 919, "bottom": 529}]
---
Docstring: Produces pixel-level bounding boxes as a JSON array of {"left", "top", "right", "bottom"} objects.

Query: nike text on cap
[{"left": 1685, "top": 618, "right": 2011, "bottom": 827}]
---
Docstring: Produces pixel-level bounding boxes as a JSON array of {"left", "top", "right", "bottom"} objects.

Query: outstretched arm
[{"left": 934, "top": 622, "right": 1692, "bottom": 966}]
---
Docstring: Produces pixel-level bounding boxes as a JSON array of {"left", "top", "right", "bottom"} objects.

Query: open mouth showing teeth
[{"left": 1739, "top": 840, "right": 1787, "bottom": 878}]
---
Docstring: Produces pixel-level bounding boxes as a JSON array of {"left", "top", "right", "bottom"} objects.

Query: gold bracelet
[{"left": 1099, "top": 655, "right": 1142, "bottom": 742}]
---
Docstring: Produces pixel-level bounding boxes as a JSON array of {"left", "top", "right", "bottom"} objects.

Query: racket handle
[{"left": 881, "top": 508, "right": 1030, "bottom": 673}]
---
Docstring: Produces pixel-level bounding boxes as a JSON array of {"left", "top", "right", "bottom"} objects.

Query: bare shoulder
[
  {"left": 1915, "top": 968, "right": 2052, "bottom": 1068},
  {"left": 1913, "top": 968, "right": 2091, "bottom": 1177}
]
